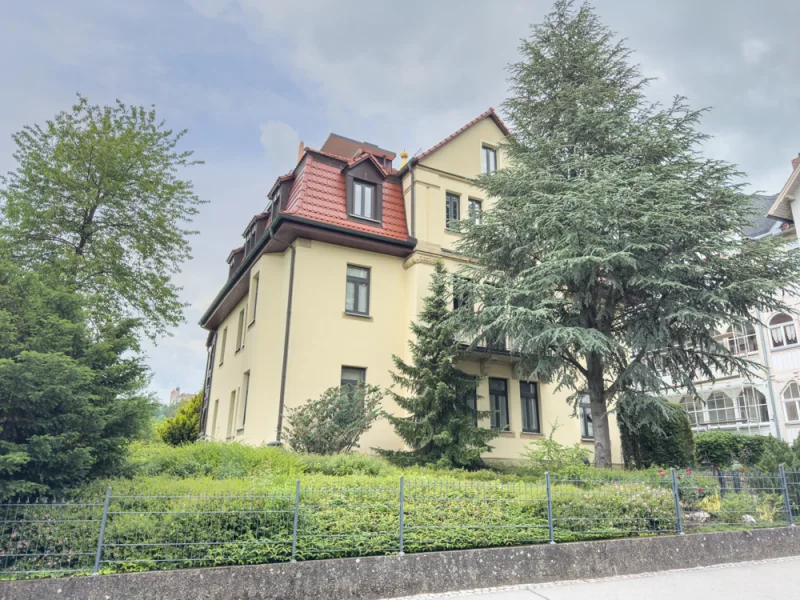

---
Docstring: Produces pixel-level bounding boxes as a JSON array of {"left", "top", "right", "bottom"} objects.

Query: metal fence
[{"left": 1, "top": 468, "right": 797, "bottom": 578}]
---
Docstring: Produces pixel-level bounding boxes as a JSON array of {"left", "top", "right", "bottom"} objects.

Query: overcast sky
[{"left": 2, "top": 1, "right": 798, "bottom": 404}]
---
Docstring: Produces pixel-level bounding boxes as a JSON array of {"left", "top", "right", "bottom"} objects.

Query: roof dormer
[
  {"left": 226, "top": 247, "right": 244, "bottom": 278},
  {"left": 343, "top": 152, "right": 387, "bottom": 225}
]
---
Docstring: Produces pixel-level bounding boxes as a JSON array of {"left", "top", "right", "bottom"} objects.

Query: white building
[{"left": 667, "top": 157, "right": 800, "bottom": 444}]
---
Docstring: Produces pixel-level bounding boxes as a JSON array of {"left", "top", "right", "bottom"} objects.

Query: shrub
[
  {"left": 754, "top": 436, "right": 799, "bottom": 472},
  {"left": 694, "top": 431, "right": 768, "bottom": 468},
  {"left": 284, "top": 385, "right": 383, "bottom": 455},
  {"left": 522, "top": 423, "right": 591, "bottom": 477},
  {"left": 619, "top": 401, "right": 694, "bottom": 468},
  {"left": 156, "top": 392, "right": 201, "bottom": 446}
]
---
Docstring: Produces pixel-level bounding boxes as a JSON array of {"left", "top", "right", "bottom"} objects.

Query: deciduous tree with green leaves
[
  {"left": 378, "top": 261, "right": 498, "bottom": 469},
  {"left": 456, "top": 0, "right": 800, "bottom": 466},
  {"left": 0, "top": 95, "right": 204, "bottom": 341}
]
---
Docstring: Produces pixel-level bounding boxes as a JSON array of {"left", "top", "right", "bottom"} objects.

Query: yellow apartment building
[{"left": 199, "top": 109, "right": 622, "bottom": 463}]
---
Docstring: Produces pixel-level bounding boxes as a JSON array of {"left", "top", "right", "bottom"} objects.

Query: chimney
[
  {"left": 793, "top": 153, "right": 800, "bottom": 170},
  {"left": 400, "top": 150, "right": 408, "bottom": 168},
  {"left": 297, "top": 141, "right": 305, "bottom": 164}
]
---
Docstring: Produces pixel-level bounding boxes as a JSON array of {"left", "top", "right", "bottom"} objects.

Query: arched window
[
  {"left": 737, "top": 387, "right": 769, "bottom": 423},
  {"left": 725, "top": 324, "right": 758, "bottom": 356},
  {"left": 680, "top": 395, "right": 703, "bottom": 426},
  {"left": 769, "top": 314, "right": 798, "bottom": 349},
  {"left": 783, "top": 382, "right": 800, "bottom": 423},
  {"left": 706, "top": 391, "right": 735, "bottom": 424}
]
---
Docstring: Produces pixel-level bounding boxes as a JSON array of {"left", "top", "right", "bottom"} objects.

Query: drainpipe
[
  {"left": 409, "top": 158, "right": 416, "bottom": 238},
  {"left": 274, "top": 242, "right": 297, "bottom": 444},
  {"left": 756, "top": 307, "right": 783, "bottom": 441}
]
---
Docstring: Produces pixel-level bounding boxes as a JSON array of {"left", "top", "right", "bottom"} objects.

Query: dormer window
[
  {"left": 481, "top": 145, "right": 497, "bottom": 174},
  {"left": 352, "top": 180, "right": 377, "bottom": 220}
]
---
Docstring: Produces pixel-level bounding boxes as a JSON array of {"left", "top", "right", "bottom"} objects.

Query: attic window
[
  {"left": 482, "top": 145, "right": 497, "bottom": 174},
  {"left": 352, "top": 180, "right": 377, "bottom": 220}
]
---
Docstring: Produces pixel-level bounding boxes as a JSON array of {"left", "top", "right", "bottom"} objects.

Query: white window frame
[
  {"left": 706, "top": 391, "right": 736, "bottom": 425},
  {"left": 580, "top": 395, "right": 593, "bottom": 440},
  {"left": 783, "top": 382, "right": 800, "bottom": 423},
  {"left": 481, "top": 145, "right": 497, "bottom": 174},
  {"left": 722, "top": 324, "right": 758, "bottom": 356},
  {"left": 769, "top": 313, "right": 798, "bottom": 350},
  {"left": 736, "top": 386, "right": 770, "bottom": 424},
  {"left": 237, "top": 371, "right": 250, "bottom": 431},
  {"left": 352, "top": 180, "right": 376, "bottom": 220},
  {"left": 680, "top": 395, "right": 704, "bottom": 426}
]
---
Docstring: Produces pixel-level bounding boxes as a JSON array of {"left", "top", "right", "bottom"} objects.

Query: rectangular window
[
  {"left": 250, "top": 272, "right": 260, "bottom": 323},
  {"left": 219, "top": 327, "right": 228, "bottom": 366},
  {"left": 237, "top": 371, "right": 250, "bottom": 431},
  {"left": 226, "top": 390, "right": 237, "bottom": 440},
  {"left": 345, "top": 265, "right": 370, "bottom": 316},
  {"left": 520, "top": 381, "right": 540, "bottom": 433},
  {"left": 461, "top": 387, "right": 478, "bottom": 426},
  {"left": 341, "top": 366, "right": 366, "bottom": 391},
  {"left": 211, "top": 399, "right": 219, "bottom": 438},
  {"left": 489, "top": 378, "right": 509, "bottom": 430},
  {"left": 445, "top": 193, "right": 460, "bottom": 229},
  {"left": 468, "top": 199, "right": 482, "bottom": 224},
  {"left": 482, "top": 145, "right": 497, "bottom": 174},
  {"left": 236, "top": 308, "right": 245, "bottom": 350},
  {"left": 353, "top": 180, "right": 376, "bottom": 220},
  {"left": 580, "top": 396, "right": 594, "bottom": 439}
]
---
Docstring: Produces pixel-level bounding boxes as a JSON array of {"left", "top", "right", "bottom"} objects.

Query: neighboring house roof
[
  {"left": 743, "top": 194, "right": 782, "bottom": 238},
  {"left": 767, "top": 156, "right": 800, "bottom": 222},
  {"left": 225, "top": 247, "right": 244, "bottom": 263},
  {"left": 321, "top": 133, "right": 396, "bottom": 161},
  {"left": 415, "top": 107, "right": 510, "bottom": 162},
  {"left": 283, "top": 152, "right": 408, "bottom": 241}
]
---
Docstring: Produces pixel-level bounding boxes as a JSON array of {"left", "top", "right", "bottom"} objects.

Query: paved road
[{"left": 386, "top": 557, "right": 800, "bottom": 600}]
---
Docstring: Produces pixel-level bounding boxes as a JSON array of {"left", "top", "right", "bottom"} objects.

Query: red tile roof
[
  {"left": 282, "top": 154, "right": 408, "bottom": 241},
  {"left": 416, "top": 107, "right": 510, "bottom": 161}
]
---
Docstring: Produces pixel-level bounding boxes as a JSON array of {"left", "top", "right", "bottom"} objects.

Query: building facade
[
  {"left": 664, "top": 159, "right": 800, "bottom": 444},
  {"left": 199, "top": 109, "right": 622, "bottom": 463}
]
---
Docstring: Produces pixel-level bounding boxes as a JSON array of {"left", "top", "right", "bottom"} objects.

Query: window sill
[
  {"left": 343, "top": 311, "right": 373, "bottom": 321},
  {"left": 236, "top": 428, "right": 245, "bottom": 435},
  {"left": 348, "top": 213, "right": 382, "bottom": 225},
  {"left": 786, "top": 421, "right": 800, "bottom": 426},
  {"left": 248, "top": 320, "right": 256, "bottom": 329},
  {"left": 520, "top": 431, "right": 543, "bottom": 438},
  {"left": 581, "top": 437, "right": 595, "bottom": 443},
  {"left": 770, "top": 343, "right": 800, "bottom": 353},
  {"left": 498, "top": 431, "right": 516, "bottom": 438},
  {"left": 444, "top": 228, "right": 462, "bottom": 235}
]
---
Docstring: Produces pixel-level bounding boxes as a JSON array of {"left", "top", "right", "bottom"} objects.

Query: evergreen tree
[
  {"left": 379, "top": 261, "right": 498, "bottom": 468},
  {"left": 157, "top": 392, "right": 202, "bottom": 446},
  {"left": 456, "top": 0, "right": 800, "bottom": 466},
  {"left": 0, "top": 254, "right": 151, "bottom": 498}
]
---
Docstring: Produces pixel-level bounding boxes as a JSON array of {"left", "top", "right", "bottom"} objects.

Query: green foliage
[
  {"left": 454, "top": 0, "right": 800, "bottom": 468},
  {"left": 379, "top": 261, "right": 498, "bottom": 469},
  {"left": 619, "top": 401, "right": 695, "bottom": 468},
  {"left": 694, "top": 431, "right": 771, "bottom": 468},
  {"left": 156, "top": 393, "right": 201, "bottom": 446},
  {"left": 754, "top": 436, "right": 800, "bottom": 472},
  {"left": 0, "top": 257, "right": 151, "bottom": 499},
  {"left": 285, "top": 384, "right": 383, "bottom": 455},
  {"left": 0, "top": 95, "right": 205, "bottom": 341},
  {"left": 152, "top": 402, "right": 180, "bottom": 423},
  {"left": 522, "top": 423, "right": 591, "bottom": 477}
]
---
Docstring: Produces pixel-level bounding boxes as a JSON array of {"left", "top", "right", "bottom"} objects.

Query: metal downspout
[
  {"left": 756, "top": 307, "right": 784, "bottom": 440},
  {"left": 275, "top": 242, "right": 297, "bottom": 443},
  {"left": 409, "top": 159, "right": 416, "bottom": 238}
]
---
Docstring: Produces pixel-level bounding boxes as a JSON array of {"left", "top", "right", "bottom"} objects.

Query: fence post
[
  {"left": 93, "top": 486, "right": 112, "bottom": 575},
  {"left": 398, "top": 476, "right": 405, "bottom": 556},
  {"left": 779, "top": 465, "right": 794, "bottom": 527},
  {"left": 545, "top": 472, "right": 555, "bottom": 544},
  {"left": 291, "top": 480, "right": 300, "bottom": 562},
  {"left": 670, "top": 469, "right": 684, "bottom": 535}
]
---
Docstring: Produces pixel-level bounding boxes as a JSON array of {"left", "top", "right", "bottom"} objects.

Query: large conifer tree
[
  {"left": 378, "top": 261, "right": 497, "bottom": 468},
  {"left": 456, "top": 0, "right": 800, "bottom": 466}
]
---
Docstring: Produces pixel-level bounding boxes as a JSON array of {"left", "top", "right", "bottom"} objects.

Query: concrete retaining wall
[{"left": 3, "top": 528, "right": 799, "bottom": 600}]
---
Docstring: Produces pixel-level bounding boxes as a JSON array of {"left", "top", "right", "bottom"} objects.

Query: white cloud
[
  {"left": 259, "top": 120, "right": 301, "bottom": 178},
  {"left": 741, "top": 38, "right": 770, "bottom": 65}
]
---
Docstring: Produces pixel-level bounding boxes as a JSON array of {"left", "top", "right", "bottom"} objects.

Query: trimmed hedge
[
  {"left": 619, "top": 402, "right": 695, "bottom": 468},
  {"left": 694, "top": 431, "right": 768, "bottom": 468}
]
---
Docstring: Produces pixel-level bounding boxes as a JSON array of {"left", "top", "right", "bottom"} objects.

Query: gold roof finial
[{"left": 400, "top": 149, "right": 408, "bottom": 168}]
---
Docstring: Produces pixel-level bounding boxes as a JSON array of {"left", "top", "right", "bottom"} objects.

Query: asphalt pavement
[{"left": 384, "top": 556, "right": 800, "bottom": 600}]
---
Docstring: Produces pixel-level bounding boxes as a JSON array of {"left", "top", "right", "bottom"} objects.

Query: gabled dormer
[
  {"left": 343, "top": 152, "right": 389, "bottom": 225},
  {"left": 226, "top": 247, "right": 245, "bottom": 279}
]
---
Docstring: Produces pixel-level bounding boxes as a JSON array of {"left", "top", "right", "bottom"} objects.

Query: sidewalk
[{"left": 386, "top": 556, "right": 800, "bottom": 600}]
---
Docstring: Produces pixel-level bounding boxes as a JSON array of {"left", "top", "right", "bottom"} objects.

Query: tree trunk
[{"left": 587, "top": 351, "right": 613, "bottom": 468}]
